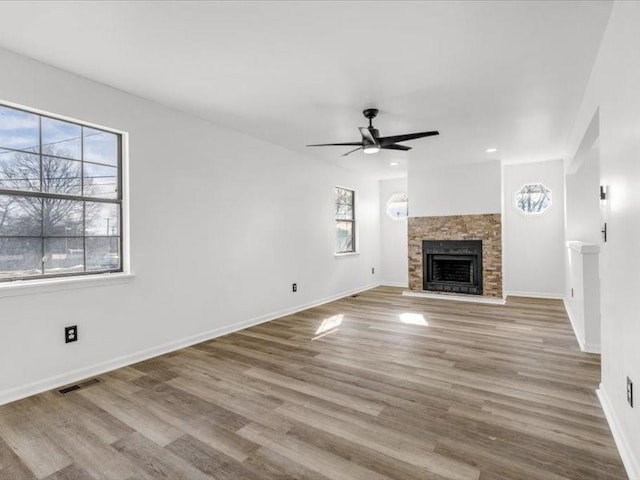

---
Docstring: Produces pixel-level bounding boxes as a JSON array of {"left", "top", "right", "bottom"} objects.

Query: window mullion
[{"left": 0, "top": 102, "right": 123, "bottom": 282}]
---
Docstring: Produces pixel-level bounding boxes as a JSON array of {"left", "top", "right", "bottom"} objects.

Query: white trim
[
  {"left": 0, "top": 98, "right": 133, "bottom": 286},
  {"left": 385, "top": 191, "right": 409, "bottom": 220},
  {"left": 584, "top": 342, "right": 601, "bottom": 354},
  {"left": 0, "top": 282, "right": 379, "bottom": 406},
  {"left": 564, "top": 297, "right": 586, "bottom": 351},
  {"left": 566, "top": 241, "right": 600, "bottom": 254},
  {"left": 0, "top": 272, "right": 135, "bottom": 298},
  {"left": 562, "top": 298, "right": 600, "bottom": 354},
  {"left": 597, "top": 385, "right": 640, "bottom": 480},
  {"left": 504, "top": 290, "right": 565, "bottom": 300},
  {"left": 334, "top": 251, "right": 360, "bottom": 257},
  {"left": 402, "top": 290, "right": 506, "bottom": 305},
  {"left": 513, "top": 182, "right": 553, "bottom": 216},
  {"left": 0, "top": 98, "right": 127, "bottom": 136},
  {"left": 334, "top": 185, "right": 357, "bottom": 256},
  {"left": 380, "top": 281, "right": 409, "bottom": 288}
]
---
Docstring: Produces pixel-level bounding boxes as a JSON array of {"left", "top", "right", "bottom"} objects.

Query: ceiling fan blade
[
  {"left": 307, "top": 142, "right": 363, "bottom": 147},
  {"left": 342, "top": 147, "right": 363, "bottom": 157},
  {"left": 379, "top": 131, "right": 439, "bottom": 146},
  {"left": 358, "top": 127, "right": 377, "bottom": 145},
  {"left": 381, "top": 144, "right": 412, "bottom": 151}
]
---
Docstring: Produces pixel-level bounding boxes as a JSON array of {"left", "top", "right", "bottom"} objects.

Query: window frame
[
  {"left": 386, "top": 191, "right": 409, "bottom": 220},
  {"left": 334, "top": 186, "right": 356, "bottom": 255},
  {"left": 514, "top": 182, "right": 553, "bottom": 216},
  {"left": 0, "top": 100, "right": 128, "bottom": 283}
]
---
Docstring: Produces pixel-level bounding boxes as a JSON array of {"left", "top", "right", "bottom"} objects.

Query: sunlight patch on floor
[
  {"left": 313, "top": 314, "right": 343, "bottom": 339},
  {"left": 399, "top": 312, "right": 428, "bottom": 326}
]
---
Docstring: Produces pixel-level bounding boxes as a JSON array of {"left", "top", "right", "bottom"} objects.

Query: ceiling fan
[{"left": 307, "top": 108, "right": 439, "bottom": 156}]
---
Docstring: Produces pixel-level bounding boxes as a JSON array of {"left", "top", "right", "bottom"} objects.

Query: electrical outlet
[
  {"left": 65, "top": 325, "right": 78, "bottom": 344},
  {"left": 571, "top": 288, "right": 574, "bottom": 297},
  {"left": 371, "top": 267, "right": 375, "bottom": 274},
  {"left": 627, "top": 377, "right": 633, "bottom": 407},
  {"left": 292, "top": 283, "right": 297, "bottom": 293}
]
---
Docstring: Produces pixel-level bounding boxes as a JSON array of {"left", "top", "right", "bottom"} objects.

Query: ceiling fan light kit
[
  {"left": 363, "top": 145, "right": 380, "bottom": 154},
  {"left": 307, "top": 108, "right": 439, "bottom": 156}
]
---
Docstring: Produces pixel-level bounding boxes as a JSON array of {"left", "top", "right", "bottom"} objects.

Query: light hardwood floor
[{"left": 0, "top": 286, "right": 627, "bottom": 479}]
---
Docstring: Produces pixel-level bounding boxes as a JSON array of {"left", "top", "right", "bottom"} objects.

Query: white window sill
[
  {"left": 334, "top": 251, "right": 360, "bottom": 257},
  {"left": 0, "top": 272, "right": 135, "bottom": 299}
]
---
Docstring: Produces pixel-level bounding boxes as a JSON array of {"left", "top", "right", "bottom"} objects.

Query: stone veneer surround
[{"left": 408, "top": 214, "right": 502, "bottom": 297}]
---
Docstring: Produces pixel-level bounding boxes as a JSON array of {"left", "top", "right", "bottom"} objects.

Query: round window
[{"left": 386, "top": 192, "right": 408, "bottom": 219}]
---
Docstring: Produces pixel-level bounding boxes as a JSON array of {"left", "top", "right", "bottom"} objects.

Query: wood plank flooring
[{"left": 0, "top": 286, "right": 627, "bottom": 479}]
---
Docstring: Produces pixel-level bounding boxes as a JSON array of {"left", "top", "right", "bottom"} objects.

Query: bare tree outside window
[
  {"left": 515, "top": 183, "right": 552, "bottom": 214},
  {"left": 0, "top": 104, "right": 122, "bottom": 281},
  {"left": 335, "top": 187, "right": 355, "bottom": 253}
]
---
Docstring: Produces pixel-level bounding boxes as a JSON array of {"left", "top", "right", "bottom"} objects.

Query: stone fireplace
[{"left": 408, "top": 214, "right": 502, "bottom": 298}]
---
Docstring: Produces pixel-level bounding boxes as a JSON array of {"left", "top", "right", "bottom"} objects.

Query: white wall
[
  {"left": 0, "top": 47, "right": 381, "bottom": 404},
  {"left": 379, "top": 177, "right": 408, "bottom": 287},
  {"left": 408, "top": 160, "right": 501, "bottom": 217},
  {"left": 564, "top": 138, "right": 602, "bottom": 355},
  {"left": 566, "top": 2, "right": 640, "bottom": 476},
  {"left": 566, "top": 142, "right": 601, "bottom": 244},
  {"left": 502, "top": 160, "right": 565, "bottom": 297},
  {"left": 565, "top": 242, "right": 601, "bottom": 353}
]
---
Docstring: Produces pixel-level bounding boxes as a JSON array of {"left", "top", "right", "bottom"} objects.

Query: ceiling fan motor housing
[{"left": 363, "top": 108, "right": 379, "bottom": 120}]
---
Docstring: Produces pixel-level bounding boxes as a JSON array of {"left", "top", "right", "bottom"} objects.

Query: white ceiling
[{"left": 0, "top": 1, "right": 612, "bottom": 178}]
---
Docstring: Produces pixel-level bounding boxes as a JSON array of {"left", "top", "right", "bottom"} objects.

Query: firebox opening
[{"left": 423, "top": 240, "right": 483, "bottom": 295}]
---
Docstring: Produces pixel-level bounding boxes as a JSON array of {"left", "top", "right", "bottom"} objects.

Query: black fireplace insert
[{"left": 423, "top": 240, "right": 483, "bottom": 295}]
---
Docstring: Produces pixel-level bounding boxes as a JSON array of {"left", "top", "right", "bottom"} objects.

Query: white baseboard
[
  {"left": 0, "top": 282, "right": 380, "bottom": 407},
  {"left": 504, "top": 290, "right": 565, "bottom": 300},
  {"left": 562, "top": 298, "right": 600, "bottom": 354},
  {"left": 564, "top": 297, "right": 586, "bottom": 351},
  {"left": 584, "top": 342, "right": 601, "bottom": 354},
  {"left": 380, "top": 281, "right": 409, "bottom": 288},
  {"left": 402, "top": 290, "right": 506, "bottom": 305},
  {"left": 597, "top": 385, "right": 640, "bottom": 480}
]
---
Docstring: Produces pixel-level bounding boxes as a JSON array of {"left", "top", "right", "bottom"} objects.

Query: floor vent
[
  {"left": 58, "top": 378, "right": 100, "bottom": 395},
  {"left": 351, "top": 294, "right": 360, "bottom": 298}
]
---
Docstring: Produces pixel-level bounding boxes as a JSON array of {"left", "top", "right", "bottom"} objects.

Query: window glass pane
[
  {"left": 515, "top": 183, "right": 552, "bottom": 214},
  {"left": 0, "top": 151, "right": 41, "bottom": 192},
  {"left": 0, "top": 195, "right": 42, "bottom": 236},
  {"left": 44, "top": 237, "right": 84, "bottom": 274},
  {"left": 83, "top": 162, "right": 117, "bottom": 198},
  {"left": 0, "top": 237, "right": 42, "bottom": 279},
  {"left": 0, "top": 105, "right": 39, "bottom": 153},
  {"left": 86, "top": 237, "right": 120, "bottom": 271},
  {"left": 42, "top": 117, "right": 81, "bottom": 160},
  {"left": 0, "top": 103, "right": 122, "bottom": 282},
  {"left": 336, "top": 221, "right": 354, "bottom": 253},
  {"left": 386, "top": 192, "right": 408, "bottom": 219},
  {"left": 335, "top": 202, "right": 353, "bottom": 220},
  {"left": 335, "top": 187, "right": 354, "bottom": 220},
  {"left": 85, "top": 202, "right": 119, "bottom": 236},
  {"left": 42, "top": 156, "right": 82, "bottom": 195},
  {"left": 83, "top": 128, "right": 118, "bottom": 166},
  {"left": 43, "top": 199, "right": 82, "bottom": 236}
]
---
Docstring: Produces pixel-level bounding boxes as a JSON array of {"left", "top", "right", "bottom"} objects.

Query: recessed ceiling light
[
  {"left": 390, "top": 162, "right": 399, "bottom": 166},
  {"left": 486, "top": 148, "right": 497, "bottom": 153}
]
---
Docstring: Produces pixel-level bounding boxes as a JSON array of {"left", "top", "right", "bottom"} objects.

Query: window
[
  {"left": 0, "top": 103, "right": 123, "bottom": 281},
  {"left": 386, "top": 192, "right": 408, "bottom": 219},
  {"left": 335, "top": 187, "right": 355, "bottom": 253},
  {"left": 515, "top": 183, "right": 552, "bottom": 214}
]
